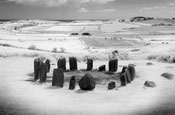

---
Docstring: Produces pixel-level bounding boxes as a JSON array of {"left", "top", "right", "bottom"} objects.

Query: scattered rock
[
  {"left": 144, "top": 81, "right": 156, "bottom": 88},
  {"left": 108, "top": 81, "right": 116, "bottom": 90},
  {"left": 161, "top": 73, "right": 174, "bottom": 80},
  {"left": 146, "top": 62, "right": 153, "bottom": 65},
  {"left": 78, "top": 73, "right": 96, "bottom": 90}
]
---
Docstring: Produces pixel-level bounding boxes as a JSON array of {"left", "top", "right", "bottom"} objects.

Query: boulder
[
  {"left": 45, "top": 59, "right": 50, "bottom": 73},
  {"left": 144, "top": 81, "right": 156, "bottom": 88},
  {"left": 87, "top": 59, "right": 93, "bottom": 71},
  {"left": 57, "top": 58, "right": 66, "bottom": 71},
  {"left": 99, "top": 65, "right": 106, "bottom": 71},
  {"left": 69, "top": 76, "right": 76, "bottom": 90},
  {"left": 109, "top": 59, "right": 118, "bottom": 72},
  {"left": 69, "top": 57, "right": 77, "bottom": 71},
  {"left": 128, "top": 64, "right": 136, "bottom": 81},
  {"left": 52, "top": 69, "right": 64, "bottom": 87},
  {"left": 78, "top": 73, "right": 96, "bottom": 90},
  {"left": 161, "top": 73, "right": 174, "bottom": 80},
  {"left": 108, "top": 81, "right": 116, "bottom": 90}
]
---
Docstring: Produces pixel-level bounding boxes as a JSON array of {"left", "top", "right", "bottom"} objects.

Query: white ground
[{"left": 0, "top": 20, "right": 175, "bottom": 115}]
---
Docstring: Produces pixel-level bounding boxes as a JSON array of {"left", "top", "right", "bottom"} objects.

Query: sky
[{"left": 0, "top": 0, "right": 175, "bottom": 20}]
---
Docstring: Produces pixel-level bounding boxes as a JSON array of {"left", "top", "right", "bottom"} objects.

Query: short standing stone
[
  {"left": 108, "top": 81, "right": 116, "bottom": 90},
  {"left": 69, "top": 57, "right": 77, "bottom": 71},
  {"left": 78, "top": 73, "right": 96, "bottom": 90},
  {"left": 121, "top": 66, "right": 127, "bottom": 73},
  {"left": 120, "top": 73, "right": 127, "bottom": 86},
  {"left": 39, "top": 61, "right": 47, "bottom": 83},
  {"left": 99, "top": 65, "right": 106, "bottom": 71},
  {"left": 87, "top": 59, "right": 93, "bottom": 70},
  {"left": 34, "top": 58, "right": 40, "bottom": 81},
  {"left": 52, "top": 69, "right": 64, "bottom": 87},
  {"left": 57, "top": 58, "right": 66, "bottom": 71},
  {"left": 128, "top": 64, "right": 136, "bottom": 81},
  {"left": 109, "top": 59, "right": 118, "bottom": 72},
  {"left": 144, "top": 81, "right": 156, "bottom": 88},
  {"left": 45, "top": 59, "right": 50, "bottom": 73},
  {"left": 69, "top": 76, "right": 76, "bottom": 90}
]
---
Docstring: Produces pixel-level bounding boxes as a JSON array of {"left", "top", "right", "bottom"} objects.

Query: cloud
[
  {"left": 78, "top": 8, "right": 90, "bottom": 13},
  {"left": 168, "top": 3, "right": 175, "bottom": 6},
  {"left": 142, "top": 6, "right": 166, "bottom": 11},
  {"left": 6, "top": 0, "right": 115, "bottom": 7},
  {"left": 102, "top": 8, "right": 116, "bottom": 12}
]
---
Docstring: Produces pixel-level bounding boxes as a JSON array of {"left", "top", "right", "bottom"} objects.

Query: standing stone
[
  {"left": 52, "top": 69, "right": 64, "bottom": 87},
  {"left": 78, "top": 73, "right": 96, "bottom": 90},
  {"left": 125, "top": 69, "right": 132, "bottom": 83},
  {"left": 69, "top": 57, "right": 77, "bottom": 71},
  {"left": 34, "top": 58, "right": 40, "bottom": 81},
  {"left": 99, "top": 65, "right": 106, "bottom": 71},
  {"left": 120, "top": 73, "right": 127, "bottom": 86},
  {"left": 109, "top": 59, "right": 118, "bottom": 72},
  {"left": 69, "top": 76, "right": 76, "bottom": 90},
  {"left": 39, "top": 61, "right": 47, "bottom": 83},
  {"left": 128, "top": 64, "right": 136, "bottom": 81},
  {"left": 121, "top": 66, "right": 127, "bottom": 73},
  {"left": 87, "top": 59, "right": 93, "bottom": 70},
  {"left": 45, "top": 59, "right": 50, "bottom": 73},
  {"left": 57, "top": 58, "right": 66, "bottom": 71},
  {"left": 108, "top": 81, "right": 116, "bottom": 90}
]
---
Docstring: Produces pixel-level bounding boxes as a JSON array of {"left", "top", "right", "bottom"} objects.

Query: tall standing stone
[
  {"left": 125, "top": 69, "right": 132, "bottom": 83},
  {"left": 34, "top": 58, "right": 40, "bottom": 81},
  {"left": 45, "top": 59, "right": 50, "bottom": 73},
  {"left": 52, "top": 69, "right": 64, "bottom": 87},
  {"left": 69, "top": 57, "right": 77, "bottom": 71},
  {"left": 99, "top": 65, "right": 106, "bottom": 71},
  {"left": 39, "top": 61, "right": 47, "bottom": 83},
  {"left": 109, "top": 59, "right": 118, "bottom": 72},
  {"left": 57, "top": 58, "right": 66, "bottom": 71},
  {"left": 128, "top": 64, "right": 136, "bottom": 81},
  {"left": 69, "top": 76, "right": 76, "bottom": 90},
  {"left": 87, "top": 59, "right": 93, "bottom": 71}
]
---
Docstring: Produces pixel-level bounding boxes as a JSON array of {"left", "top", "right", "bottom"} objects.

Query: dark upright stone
[
  {"left": 45, "top": 59, "right": 50, "bottom": 73},
  {"left": 78, "top": 73, "right": 96, "bottom": 90},
  {"left": 34, "top": 58, "right": 40, "bottom": 81},
  {"left": 108, "top": 81, "right": 116, "bottom": 90},
  {"left": 39, "top": 62, "right": 47, "bottom": 83},
  {"left": 120, "top": 73, "right": 127, "bottom": 86},
  {"left": 57, "top": 58, "right": 66, "bottom": 71},
  {"left": 109, "top": 59, "right": 118, "bottom": 72},
  {"left": 69, "top": 57, "right": 77, "bottom": 71},
  {"left": 125, "top": 69, "right": 132, "bottom": 83},
  {"left": 87, "top": 59, "right": 93, "bottom": 70},
  {"left": 52, "top": 69, "right": 64, "bottom": 87},
  {"left": 99, "top": 65, "right": 106, "bottom": 71},
  {"left": 121, "top": 66, "right": 127, "bottom": 73},
  {"left": 128, "top": 64, "right": 136, "bottom": 81},
  {"left": 69, "top": 76, "right": 76, "bottom": 90}
]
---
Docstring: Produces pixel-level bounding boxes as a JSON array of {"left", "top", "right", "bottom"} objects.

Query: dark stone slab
[
  {"left": 109, "top": 59, "right": 118, "bottom": 72},
  {"left": 34, "top": 58, "right": 40, "bottom": 81},
  {"left": 99, "top": 65, "right": 106, "bottom": 71},
  {"left": 120, "top": 73, "right": 127, "bottom": 86},
  {"left": 78, "top": 73, "right": 96, "bottom": 90},
  {"left": 57, "top": 58, "right": 66, "bottom": 71},
  {"left": 39, "top": 62, "right": 47, "bottom": 83},
  {"left": 108, "top": 81, "right": 116, "bottom": 90},
  {"left": 69, "top": 57, "right": 77, "bottom": 71},
  {"left": 125, "top": 69, "right": 132, "bottom": 83},
  {"left": 128, "top": 64, "right": 136, "bottom": 81},
  {"left": 69, "top": 76, "right": 76, "bottom": 90},
  {"left": 87, "top": 59, "right": 93, "bottom": 71},
  {"left": 52, "top": 69, "right": 64, "bottom": 87},
  {"left": 45, "top": 59, "right": 50, "bottom": 73}
]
